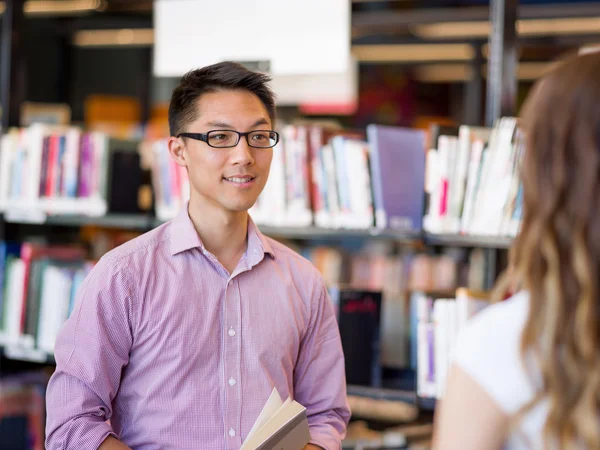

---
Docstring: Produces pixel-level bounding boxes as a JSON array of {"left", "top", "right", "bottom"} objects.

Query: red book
[{"left": 45, "top": 135, "right": 59, "bottom": 198}]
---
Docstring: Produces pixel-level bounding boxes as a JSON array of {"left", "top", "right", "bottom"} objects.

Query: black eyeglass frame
[{"left": 177, "top": 130, "right": 280, "bottom": 149}]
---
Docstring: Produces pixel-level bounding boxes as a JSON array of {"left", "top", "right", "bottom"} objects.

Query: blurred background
[{"left": 0, "top": 0, "right": 599, "bottom": 449}]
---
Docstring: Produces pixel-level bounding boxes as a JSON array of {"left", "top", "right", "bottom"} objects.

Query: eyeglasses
[{"left": 177, "top": 130, "right": 280, "bottom": 149}]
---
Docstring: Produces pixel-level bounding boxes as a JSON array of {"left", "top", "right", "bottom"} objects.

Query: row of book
[
  {"left": 0, "top": 237, "right": 385, "bottom": 390},
  {"left": 300, "top": 242, "right": 489, "bottom": 297},
  {"left": 150, "top": 118, "right": 524, "bottom": 238},
  {"left": 424, "top": 118, "right": 524, "bottom": 237},
  {"left": 0, "top": 241, "right": 93, "bottom": 358},
  {"left": 415, "top": 288, "right": 490, "bottom": 400},
  {"left": 0, "top": 124, "right": 140, "bottom": 220},
  {"left": 0, "top": 231, "right": 488, "bottom": 372},
  {"left": 150, "top": 122, "right": 427, "bottom": 231},
  {"left": 0, "top": 119, "right": 524, "bottom": 240},
  {"left": 148, "top": 138, "right": 191, "bottom": 221}
]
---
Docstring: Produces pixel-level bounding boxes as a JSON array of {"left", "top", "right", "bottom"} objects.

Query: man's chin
[{"left": 223, "top": 199, "right": 257, "bottom": 213}]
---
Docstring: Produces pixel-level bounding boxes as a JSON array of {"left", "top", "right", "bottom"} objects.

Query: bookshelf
[
  {"left": 2, "top": 212, "right": 515, "bottom": 248},
  {"left": 0, "top": 1, "right": 528, "bottom": 447},
  {"left": 4, "top": 213, "right": 156, "bottom": 231},
  {"left": 1, "top": 345, "right": 55, "bottom": 365},
  {"left": 423, "top": 233, "right": 513, "bottom": 249},
  {"left": 347, "top": 385, "right": 417, "bottom": 405},
  {"left": 253, "top": 226, "right": 422, "bottom": 243}
]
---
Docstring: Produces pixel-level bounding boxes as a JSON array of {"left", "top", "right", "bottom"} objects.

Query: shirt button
[
  {"left": 229, "top": 280, "right": 233, "bottom": 286},
  {"left": 229, "top": 428, "right": 236, "bottom": 437},
  {"left": 228, "top": 328, "right": 236, "bottom": 337},
  {"left": 253, "top": 249, "right": 258, "bottom": 256},
  {"left": 229, "top": 377, "right": 236, "bottom": 386}
]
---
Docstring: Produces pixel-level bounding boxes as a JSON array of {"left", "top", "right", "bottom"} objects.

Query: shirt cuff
[
  {"left": 309, "top": 429, "right": 342, "bottom": 450},
  {"left": 64, "top": 418, "right": 118, "bottom": 450}
]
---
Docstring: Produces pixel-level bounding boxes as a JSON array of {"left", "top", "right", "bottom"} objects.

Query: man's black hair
[{"left": 168, "top": 61, "right": 276, "bottom": 137}]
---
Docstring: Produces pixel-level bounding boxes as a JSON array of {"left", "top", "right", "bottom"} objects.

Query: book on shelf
[
  {"left": 415, "top": 288, "right": 491, "bottom": 400},
  {"left": 149, "top": 122, "right": 425, "bottom": 232},
  {"left": 0, "top": 241, "right": 93, "bottom": 356},
  {"left": 330, "top": 287, "right": 383, "bottom": 387},
  {"left": 241, "top": 387, "right": 310, "bottom": 450},
  {"left": 0, "top": 124, "right": 142, "bottom": 220},
  {"left": 366, "top": 124, "right": 426, "bottom": 232},
  {"left": 148, "top": 138, "right": 190, "bottom": 222},
  {"left": 147, "top": 118, "right": 523, "bottom": 239},
  {"left": 423, "top": 118, "right": 523, "bottom": 238},
  {"left": 298, "top": 240, "right": 487, "bottom": 372}
]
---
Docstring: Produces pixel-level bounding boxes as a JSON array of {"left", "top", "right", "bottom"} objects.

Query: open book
[{"left": 241, "top": 387, "right": 311, "bottom": 450}]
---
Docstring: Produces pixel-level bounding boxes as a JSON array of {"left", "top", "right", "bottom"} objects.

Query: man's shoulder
[
  {"left": 264, "top": 236, "right": 321, "bottom": 279},
  {"left": 100, "top": 221, "right": 172, "bottom": 269}
]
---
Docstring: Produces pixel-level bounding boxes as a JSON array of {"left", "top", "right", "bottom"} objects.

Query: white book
[
  {"left": 459, "top": 139, "right": 485, "bottom": 234},
  {"left": 321, "top": 144, "right": 340, "bottom": 229},
  {"left": 453, "top": 126, "right": 490, "bottom": 233},
  {"left": 283, "top": 125, "right": 312, "bottom": 227},
  {"left": 0, "top": 131, "right": 18, "bottom": 211},
  {"left": 344, "top": 139, "right": 373, "bottom": 229},
  {"left": 241, "top": 387, "right": 310, "bottom": 450},
  {"left": 37, "top": 266, "right": 73, "bottom": 354},
  {"left": 24, "top": 124, "right": 48, "bottom": 206},
  {"left": 259, "top": 139, "right": 287, "bottom": 227},
  {"left": 423, "top": 149, "right": 441, "bottom": 233},
  {"left": 62, "top": 127, "right": 82, "bottom": 198}
]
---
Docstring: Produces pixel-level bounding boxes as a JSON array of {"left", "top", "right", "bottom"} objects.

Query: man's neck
[{"left": 187, "top": 200, "right": 249, "bottom": 274}]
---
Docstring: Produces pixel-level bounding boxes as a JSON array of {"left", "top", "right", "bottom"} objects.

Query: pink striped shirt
[{"left": 45, "top": 207, "right": 350, "bottom": 450}]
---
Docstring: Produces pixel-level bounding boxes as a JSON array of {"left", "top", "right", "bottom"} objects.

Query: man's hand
[
  {"left": 303, "top": 445, "right": 324, "bottom": 450},
  {"left": 97, "top": 436, "right": 131, "bottom": 450}
]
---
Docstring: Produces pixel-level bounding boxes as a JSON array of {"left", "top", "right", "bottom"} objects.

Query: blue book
[{"left": 366, "top": 124, "right": 426, "bottom": 232}]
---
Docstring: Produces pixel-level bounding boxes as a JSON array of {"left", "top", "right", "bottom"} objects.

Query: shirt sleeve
[
  {"left": 45, "top": 256, "right": 134, "bottom": 450},
  {"left": 293, "top": 277, "right": 351, "bottom": 450}
]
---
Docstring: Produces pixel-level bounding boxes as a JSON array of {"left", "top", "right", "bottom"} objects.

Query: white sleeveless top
[{"left": 452, "top": 291, "right": 550, "bottom": 450}]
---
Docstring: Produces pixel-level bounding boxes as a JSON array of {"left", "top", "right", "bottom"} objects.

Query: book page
[{"left": 243, "top": 387, "right": 283, "bottom": 447}]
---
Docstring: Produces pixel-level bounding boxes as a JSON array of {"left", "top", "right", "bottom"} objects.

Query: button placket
[{"left": 224, "top": 274, "right": 242, "bottom": 447}]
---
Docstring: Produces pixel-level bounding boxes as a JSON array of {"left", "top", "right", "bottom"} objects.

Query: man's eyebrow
[
  {"left": 206, "top": 121, "right": 234, "bottom": 129},
  {"left": 250, "top": 118, "right": 270, "bottom": 128},
  {"left": 205, "top": 118, "right": 271, "bottom": 130}
]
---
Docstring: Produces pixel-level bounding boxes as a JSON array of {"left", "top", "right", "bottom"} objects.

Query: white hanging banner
[{"left": 153, "top": 0, "right": 351, "bottom": 77}]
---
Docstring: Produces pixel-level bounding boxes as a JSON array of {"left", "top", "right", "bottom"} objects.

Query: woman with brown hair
[{"left": 433, "top": 51, "right": 600, "bottom": 450}]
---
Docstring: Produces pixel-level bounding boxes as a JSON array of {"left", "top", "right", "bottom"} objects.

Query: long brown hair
[{"left": 494, "top": 52, "right": 600, "bottom": 449}]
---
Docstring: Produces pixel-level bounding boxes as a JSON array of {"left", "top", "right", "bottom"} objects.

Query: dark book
[
  {"left": 334, "top": 287, "right": 383, "bottom": 387},
  {"left": 106, "top": 139, "right": 144, "bottom": 214}
]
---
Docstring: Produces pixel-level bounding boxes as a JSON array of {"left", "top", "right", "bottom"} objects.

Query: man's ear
[{"left": 168, "top": 136, "right": 187, "bottom": 167}]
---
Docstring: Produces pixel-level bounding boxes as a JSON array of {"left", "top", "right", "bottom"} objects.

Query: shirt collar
[
  {"left": 169, "top": 205, "right": 275, "bottom": 259},
  {"left": 169, "top": 206, "right": 204, "bottom": 256},
  {"left": 247, "top": 216, "right": 275, "bottom": 260}
]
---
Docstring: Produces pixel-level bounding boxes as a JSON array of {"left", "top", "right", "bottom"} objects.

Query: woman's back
[
  {"left": 433, "top": 52, "right": 600, "bottom": 450},
  {"left": 453, "top": 292, "right": 550, "bottom": 449}
]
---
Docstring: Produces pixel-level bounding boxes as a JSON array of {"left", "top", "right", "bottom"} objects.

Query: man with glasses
[{"left": 46, "top": 62, "right": 350, "bottom": 450}]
